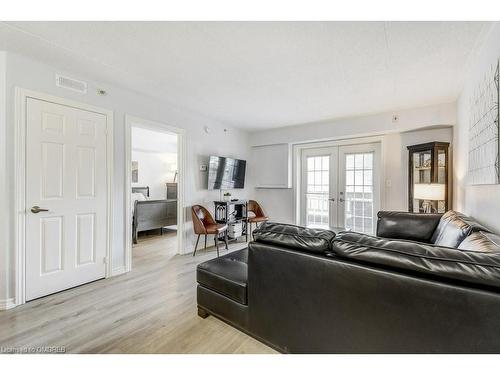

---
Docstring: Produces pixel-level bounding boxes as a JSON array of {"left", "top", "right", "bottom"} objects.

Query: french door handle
[
  {"left": 31, "top": 206, "right": 49, "bottom": 214},
  {"left": 329, "top": 198, "right": 335, "bottom": 202},
  {"left": 339, "top": 198, "right": 345, "bottom": 203}
]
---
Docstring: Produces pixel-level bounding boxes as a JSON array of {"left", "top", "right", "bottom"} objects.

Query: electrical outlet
[{"left": 200, "top": 164, "right": 207, "bottom": 172}]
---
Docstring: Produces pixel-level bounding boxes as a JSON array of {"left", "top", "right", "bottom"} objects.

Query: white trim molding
[
  {"left": 125, "top": 114, "right": 186, "bottom": 270},
  {"left": 111, "top": 266, "right": 127, "bottom": 277},
  {"left": 0, "top": 298, "right": 16, "bottom": 310},
  {"left": 14, "top": 87, "right": 114, "bottom": 306}
]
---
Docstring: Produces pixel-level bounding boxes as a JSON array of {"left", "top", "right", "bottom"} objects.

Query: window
[
  {"left": 344, "top": 152, "right": 374, "bottom": 234},
  {"left": 305, "top": 155, "right": 330, "bottom": 228}
]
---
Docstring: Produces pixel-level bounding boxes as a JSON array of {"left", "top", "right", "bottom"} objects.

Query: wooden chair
[
  {"left": 247, "top": 200, "right": 268, "bottom": 241},
  {"left": 191, "top": 205, "right": 228, "bottom": 257}
]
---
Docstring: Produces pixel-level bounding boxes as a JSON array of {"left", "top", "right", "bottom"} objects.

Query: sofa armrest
[
  {"left": 332, "top": 232, "right": 500, "bottom": 289},
  {"left": 252, "top": 222, "right": 335, "bottom": 254},
  {"left": 376, "top": 211, "right": 442, "bottom": 243}
]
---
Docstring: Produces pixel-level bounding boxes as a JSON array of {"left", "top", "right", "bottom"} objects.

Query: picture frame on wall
[
  {"left": 468, "top": 59, "right": 500, "bottom": 185},
  {"left": 132, "top": 161, "right": 139, "bottom": 183}
]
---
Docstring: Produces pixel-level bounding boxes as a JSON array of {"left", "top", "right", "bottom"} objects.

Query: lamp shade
[{"left": 414, "top": 183, "right": 445, "bottom": 200}]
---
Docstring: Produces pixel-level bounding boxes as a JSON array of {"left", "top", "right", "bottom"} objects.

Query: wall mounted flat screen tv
[{"left": 208, "top": 156, "right": 246, "bottom": 190}]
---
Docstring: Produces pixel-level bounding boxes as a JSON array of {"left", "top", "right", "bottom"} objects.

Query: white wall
[
  {"left": 0, "top": 51, "right": 252, "bottom": 304},
  {"left": 454, "top": 23, "right": 500, "bottom": 233},
  {"left": 250, "top": 104, "right": 455, "bottom": 225},
  {"left": 249, "top": 103, "right": 456, "bottom": 146},
  {"left": 0, "top": 51, "right": 9, "bottom": 307},
  {"left": 131, "top": 150, "right": 177, "bottom": 199},
  {"left": 131, "top": 126, "right": 177, "bottom": 199}
]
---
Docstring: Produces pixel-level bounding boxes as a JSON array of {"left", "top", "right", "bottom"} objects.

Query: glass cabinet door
[
  {"left": 411, "top": 150, "right": 432, "bottom": 213},
  {"left": 436, "top": 149, "right": 447, "bottom": 213},
  {"left": 408, "top": 142, "right": 449, "bottom": 214}
]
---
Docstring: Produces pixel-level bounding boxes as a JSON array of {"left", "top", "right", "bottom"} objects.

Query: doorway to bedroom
[{"left": 125, "top": 116, "right": 185, "bottom": 271}]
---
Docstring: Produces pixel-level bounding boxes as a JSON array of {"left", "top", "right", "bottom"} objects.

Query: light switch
[{"left": 200, "top": 164, "right": 207, "bottom": 172}]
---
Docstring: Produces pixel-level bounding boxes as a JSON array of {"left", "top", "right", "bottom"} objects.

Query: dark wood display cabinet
[{"left": 407, "top": 142, "right": 450, "bottom": 213}]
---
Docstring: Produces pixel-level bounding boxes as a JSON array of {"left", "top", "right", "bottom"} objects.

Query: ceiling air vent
[{"left": 55, "top": 74, "right": 87, "bottom": 94}]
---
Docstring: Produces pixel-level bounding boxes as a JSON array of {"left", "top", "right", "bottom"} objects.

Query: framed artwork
[
  {"left": 132, "top": 161, "right": 139, "bottom": 183},
  {"left": 468, "top": 59, "right": 500, "bottom": 185}
]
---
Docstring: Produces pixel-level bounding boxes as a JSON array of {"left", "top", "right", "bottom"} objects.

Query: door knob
[{"left": 31, "top": 206, "right": 49, "bottom": 214}]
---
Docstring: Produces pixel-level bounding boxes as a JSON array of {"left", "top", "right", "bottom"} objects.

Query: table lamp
[
  {"left": 414, "top": 183, "right": 445, "bottom": 213},
  {"left": 170, "top": 164, "right": 178, "bottom": 183}
]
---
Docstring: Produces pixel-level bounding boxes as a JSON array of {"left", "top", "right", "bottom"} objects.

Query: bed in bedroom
[{"left": 132, "top": 186, "right": 177, "bottom": 244}]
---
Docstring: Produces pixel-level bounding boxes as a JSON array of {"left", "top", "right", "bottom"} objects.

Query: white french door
[
  {"left": 25, "top": 98, "right": 108, "bottom": 301},
  {"left": 301, "top": 147, "right": 338, "bottom": 229},
  {"left": 301, "top": 143, "right": 380, "bottom": 234},
  {"left": 338, "top": 144, "right": 380, "bottom": 234}
]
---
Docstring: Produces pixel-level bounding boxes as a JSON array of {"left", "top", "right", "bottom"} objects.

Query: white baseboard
[
  {"left": 0, "top": 298, "right": 16, "bottom": 310},
  {"left": 111, "top": 265, "right": 127, "bottom": 277}
]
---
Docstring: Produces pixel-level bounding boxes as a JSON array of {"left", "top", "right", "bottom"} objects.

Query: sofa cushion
[
  {"left": 331, "top": 231, "right": 500, "bottom": 289},
  {"left": 430, "top": 210, "right": 489, "bottom": 248},
  {"left": 376, "top": 211, "right": 441, "bottom": 243},
  {"left": 197, "top": 249, "right": 248, "bottom": 304},
  {"left": 458, "top": 231, "right": 500, "bottom": 252},
  {"left": 252, "top": 222, "right": 336, "bottom": 254}
]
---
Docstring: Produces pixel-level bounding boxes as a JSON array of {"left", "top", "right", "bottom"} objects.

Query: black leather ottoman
[{"left": 196, "top": 249, "right": 249, "bottom": 330}]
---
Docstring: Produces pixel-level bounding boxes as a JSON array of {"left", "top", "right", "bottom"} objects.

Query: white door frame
[
  {"left": 124, "top": 115, "right": 186, "bottom": 270},
  {"left": 14, "top": 87, "right": 114, "bottom": 306},
  {"left": 293, "top": 136, "right": 385, "bottom": 228}
]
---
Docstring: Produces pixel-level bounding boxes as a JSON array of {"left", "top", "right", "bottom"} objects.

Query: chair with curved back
[
  {"left": 247, "top": 200, "right": 268, "bottom": 241},
  {"left": 191, "top": 204, "right": 228, "bottom": 257}
]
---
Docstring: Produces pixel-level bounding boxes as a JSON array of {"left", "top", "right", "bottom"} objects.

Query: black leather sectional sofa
[{"left": 196, "top": 210, "right": 500, "bottom": 353}]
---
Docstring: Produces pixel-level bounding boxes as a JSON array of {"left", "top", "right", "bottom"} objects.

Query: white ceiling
[
  {"left": 132, "top": 127, "right": 177, "bottom": 153},
  {"left": 0, "top": 21, "right": 488, "bottom": 131}
]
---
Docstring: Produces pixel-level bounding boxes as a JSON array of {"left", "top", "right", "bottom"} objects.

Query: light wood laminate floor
[{"left": 0, "top": 231, "right": 276, "bottom": 353}]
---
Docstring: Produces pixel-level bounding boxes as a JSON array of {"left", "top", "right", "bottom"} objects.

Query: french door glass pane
[
  {"left": 306, "top": 155, "right": 329, "bottom": 228},
  {"left": 344, "top": 152, "right": 374, "bottom": 234}
]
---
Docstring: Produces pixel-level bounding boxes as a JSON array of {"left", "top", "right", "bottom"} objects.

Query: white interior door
[
  {"left": 301, "top": 147, "right": 339, "bottom": 228},
  {"left": 25, "top": 98, "right": 108, "bottom": 301},
  {"left": 338, "top": 143, "right": 381, "bottom": 234}
]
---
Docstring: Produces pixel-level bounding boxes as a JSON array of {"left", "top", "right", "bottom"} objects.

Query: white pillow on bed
[{"left": 131, "top": 192, "right": 147, "bottom": 202}]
